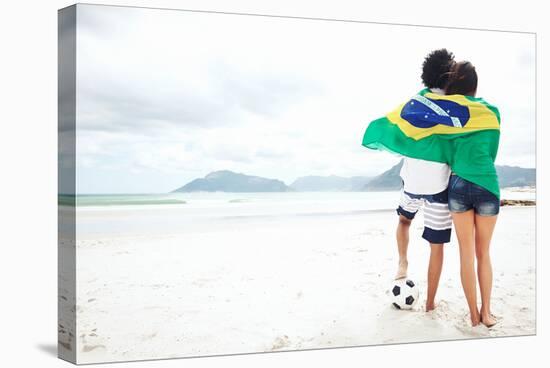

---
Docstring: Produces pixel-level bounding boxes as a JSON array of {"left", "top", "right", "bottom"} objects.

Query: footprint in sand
[
  {"left": 58, "top": 323, "right": 75, "bottom": 352},
  {"left": 82, "top": 344, "right": 106, "bottom": 353},
  {"left": 454, "top": 315, "right": 490, "bottom": 337},
  {"left": 80, "top": 326, "right": 107, "bottom": 354},
  {"left": 141, "top": 332, "right": 158, "bottom": 341},
  {"left": 271, "top": 335, "right": 291, "bottom": 351}
]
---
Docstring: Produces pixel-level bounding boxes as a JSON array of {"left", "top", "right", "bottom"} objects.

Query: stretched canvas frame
[{"left": 58, "top": 4, "right": 536, "bottom": 364}]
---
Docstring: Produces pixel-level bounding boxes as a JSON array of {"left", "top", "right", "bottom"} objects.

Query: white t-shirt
[
  {"left": 400, "top": 157, "right": 450, "bottom": 195},
  {"left": 399, "top": 88, "right": 451, "bottom": 195}
]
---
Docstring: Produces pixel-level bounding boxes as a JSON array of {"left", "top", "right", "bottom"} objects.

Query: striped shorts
[{"left": 396, "top": 189, "right": 452, "bottom": 244}]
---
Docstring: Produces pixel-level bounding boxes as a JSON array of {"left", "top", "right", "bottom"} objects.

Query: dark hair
[
  {"left": 444, "top": 61, "right": 478, "bottom": 96},
  {"left": 421, "top": 49, "right": 455, "bottom": 89}
]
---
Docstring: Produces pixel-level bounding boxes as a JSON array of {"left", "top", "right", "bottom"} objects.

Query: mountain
[
  {"left": 172, "top": 170, "right": 291, "bottom": 192},
  {"left": 290, "top": 175, "right": 372, "bottom": 192},
  {"left": 349, "top": 176, "right": 374, "bottom": 191},
  {"left": 172, "top": 164, "right": 535, "bottom": 193},
  {"left": 496, "top": 166, "right": 536, "bottom": 187},
  {"left": 362, "top": 160, "right": 536, "bottom": 192},
  {"left": 362, "top": 160, "right": 404, "bottom": 191}
]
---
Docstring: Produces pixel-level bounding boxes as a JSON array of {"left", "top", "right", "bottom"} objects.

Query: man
[{"left": 395, "top": 49, "right": 454, "bottom": 312}]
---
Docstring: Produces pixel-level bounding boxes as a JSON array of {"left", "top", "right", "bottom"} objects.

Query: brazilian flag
[{"left": 362, "top": 89, "right": 501, "bottom": 198}]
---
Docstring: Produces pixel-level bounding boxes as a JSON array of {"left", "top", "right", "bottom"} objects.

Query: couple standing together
[{"left": 363, "top": 49, "right": 501, "bottom": 327}]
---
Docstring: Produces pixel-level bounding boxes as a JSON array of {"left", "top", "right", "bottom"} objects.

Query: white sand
[{"left": 60, "top": 202, "right": 535, "bottom": 364}]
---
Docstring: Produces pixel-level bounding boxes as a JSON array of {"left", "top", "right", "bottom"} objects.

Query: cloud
[
  {"left": 73, "top": 4, "right": 536, "bottom": 193},
  {"left": 76, "top": 5, "right": 323, "bottom": 136},
  {"left": 77, "top": 63, "right": 320, "bottom": 134}
]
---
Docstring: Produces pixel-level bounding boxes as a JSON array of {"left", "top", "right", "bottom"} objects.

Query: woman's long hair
[{"left": 444, "top": 61, "right": 478, "bottom": 96}]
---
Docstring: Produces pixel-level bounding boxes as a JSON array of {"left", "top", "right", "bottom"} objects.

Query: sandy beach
[{"left": 59, "top": 191, "right": 535, "bottom": 364}]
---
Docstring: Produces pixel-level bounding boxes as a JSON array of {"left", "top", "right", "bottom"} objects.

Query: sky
[{"left": 72, "top": 4, "right": 536, "bottom": 194}]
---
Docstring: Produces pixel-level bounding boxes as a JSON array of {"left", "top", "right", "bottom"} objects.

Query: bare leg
[
  {"left": 426, "top": 243, "right": 444, "bottom": 311},
  {"left": 395, "top": 215, "right": 412, "bottom": 279},
  {"left": 475, "top": 214, "right": 498, "bottom": 327},
  {"left": 452, "top": 210, "right": 480, "bottom": 326}
]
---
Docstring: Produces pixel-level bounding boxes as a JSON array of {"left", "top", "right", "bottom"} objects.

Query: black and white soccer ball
[{"left": 390, "top": 279, "right": 419, "bottom": 310}]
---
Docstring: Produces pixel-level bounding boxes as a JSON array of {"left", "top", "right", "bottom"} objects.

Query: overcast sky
[{"left": 74, "top": 4, "right": 536, "bottom": 194}]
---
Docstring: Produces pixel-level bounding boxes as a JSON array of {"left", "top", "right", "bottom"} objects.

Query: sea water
[
  {"left": 63, "top": 190, "right": 535, "bottom": 238},
  {"left": 66, "top": 192, "right": 398, "bottom": 237}
]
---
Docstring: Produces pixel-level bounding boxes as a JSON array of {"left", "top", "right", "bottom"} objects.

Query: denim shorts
[{"left": 448, "top": 175, "right": 500, "bottom": 216}]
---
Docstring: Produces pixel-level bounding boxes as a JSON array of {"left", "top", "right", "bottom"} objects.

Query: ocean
[
  {"left": 60, "top": 190, "right": 535, "bottom": 238},
  {"left": 66, "top": 191, "right": 400, "bottom": 212},
  {"left": 63, "top": 188, "right": 536, "bottom": 209},
  {"left": 62, "top": 192, "right": 399, "bottom": 237}
]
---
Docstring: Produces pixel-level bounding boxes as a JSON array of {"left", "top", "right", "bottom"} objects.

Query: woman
[{"left": 444, "top": 61, "right": 500, "bottom": 327}]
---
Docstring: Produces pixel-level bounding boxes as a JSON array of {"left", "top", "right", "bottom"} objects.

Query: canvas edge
[{"left": 58, "top": 4, "right": 78, "bottom": 365}]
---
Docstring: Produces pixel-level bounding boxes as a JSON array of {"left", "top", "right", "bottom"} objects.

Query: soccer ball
[{"left": 390, "top": 279, "right": 419, "bottom": 310}]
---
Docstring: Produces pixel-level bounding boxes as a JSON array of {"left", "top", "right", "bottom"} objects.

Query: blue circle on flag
[{"left": 400, "top": 98, "right": 470, "bottom": 128}]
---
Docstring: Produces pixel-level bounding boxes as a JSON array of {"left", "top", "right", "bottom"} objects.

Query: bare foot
[
  {"left": 470, "top": 312, "right": 481, "bottom": 327},
  {"left": 480, "top": 312, "right": 498, "bottom": 328},
  {"left": 395, "top": 260, "right": 408, "bottom": 280},
  {"left": 426, "top": 302, "right": 435, "bottom": 312}
]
